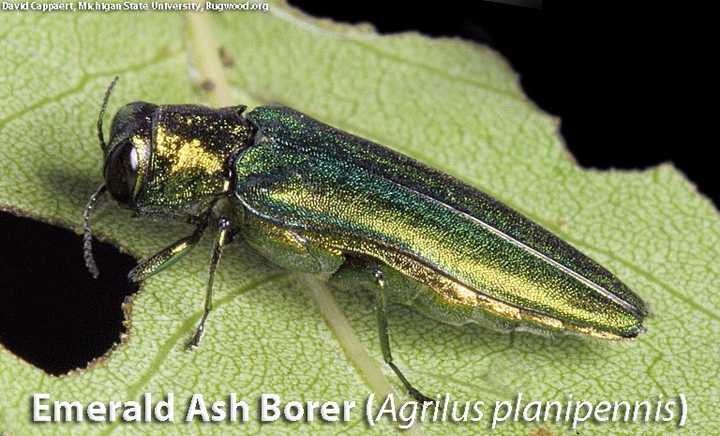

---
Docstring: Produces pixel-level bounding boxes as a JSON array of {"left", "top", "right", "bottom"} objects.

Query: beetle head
[
  {"left": 102, "top": 101, "right": 156, "bottom": 206},
  {"left": 83, "top": 78, "right": 157, "bottom": 277}
]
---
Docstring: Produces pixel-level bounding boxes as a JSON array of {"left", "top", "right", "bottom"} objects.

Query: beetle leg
[
  {"left": 372, "top": 266, "right": 435, "bottom": 404},
  {"left": 187, "top": 216, "right": 232, "bottom": 349},
  {"left": 128, "top": 216, "right": 209, "bottom": 282}
]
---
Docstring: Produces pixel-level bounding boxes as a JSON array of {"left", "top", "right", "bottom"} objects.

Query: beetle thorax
[{"left": 135, "top": 105, "right": 253, "bottom": 215}]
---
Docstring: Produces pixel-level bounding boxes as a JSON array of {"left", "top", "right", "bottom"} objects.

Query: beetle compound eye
[{"left": 105, "top": 139, "right": 138, "bottom": 204}]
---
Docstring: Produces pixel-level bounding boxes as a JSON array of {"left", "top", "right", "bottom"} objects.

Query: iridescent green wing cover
[{"left": 235, "top": 106, "right": 647, "bottom": 339}]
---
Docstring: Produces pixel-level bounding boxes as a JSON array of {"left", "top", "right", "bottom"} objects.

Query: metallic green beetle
[{"left": 84, "top": 79, "right": 647, "bottom": 402}]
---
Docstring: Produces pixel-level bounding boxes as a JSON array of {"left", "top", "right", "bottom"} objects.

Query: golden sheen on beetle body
[{"left": 83, "top": 78, "right": 647, "bottom": 403}]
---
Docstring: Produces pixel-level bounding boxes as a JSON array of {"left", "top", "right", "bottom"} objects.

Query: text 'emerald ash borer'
[{"left": 83, "top": 78, "right": 647, "bottom": 402}]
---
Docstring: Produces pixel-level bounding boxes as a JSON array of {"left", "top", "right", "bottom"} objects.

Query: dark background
[{"left": 0, "top": 2, "right": 710, "bottom": 375}]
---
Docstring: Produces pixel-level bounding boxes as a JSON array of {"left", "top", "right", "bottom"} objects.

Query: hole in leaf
[{"left": 0, "top": 211, "right": 138, "bottom": 375}]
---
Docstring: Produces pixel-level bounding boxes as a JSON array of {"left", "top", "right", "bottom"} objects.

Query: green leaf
[{"left": 0, "top": 3, "right": 717, "bottom": 434}]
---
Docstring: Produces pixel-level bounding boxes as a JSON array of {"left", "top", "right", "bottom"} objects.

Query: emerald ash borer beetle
[{"left": 83, "top": 78, "right": 647, "bottom": 402}]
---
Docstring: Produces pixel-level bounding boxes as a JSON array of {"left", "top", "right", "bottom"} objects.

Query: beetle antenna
[
  {"left": 83, "top": 184, "right": 107, "bottom": 278},
  {"left": 98, "top": 76, "right": 119, "bottom": 152}
]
